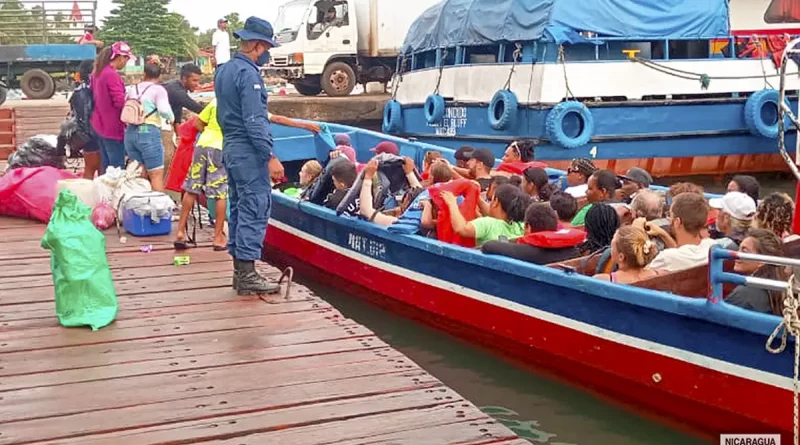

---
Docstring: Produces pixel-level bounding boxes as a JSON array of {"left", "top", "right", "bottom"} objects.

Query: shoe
[
  {"left": 235, "top": 260, "right": 280, "bottom": 296},
  {"left": 232, "top": 259, "right": 240, "bottom": 290}
]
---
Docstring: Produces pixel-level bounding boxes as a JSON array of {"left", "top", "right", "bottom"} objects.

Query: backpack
[{"left": 120, "top": 84, "right": 156, "bottom": 125}]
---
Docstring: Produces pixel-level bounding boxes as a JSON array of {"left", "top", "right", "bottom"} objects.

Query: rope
[
  {"left": 766, "top": 274, "right": 800, "bottom": 445},
  {"left": 433, "top": 49, "right": 448, "bottom": 95},
  {"left": 391, "top": 54, "right": 408, "bottom": 101},
  {"left": 632, "top": 57, "right": 790, "bottom": 85},
  {"left": 503, "top": 43, "right": 522, "bottom": 90},
  {"left": 558, "top": 45, "right": 575, "bottom": 100},
  {"left": 753, "top": 36, "right": 776, "bottom": 90}
]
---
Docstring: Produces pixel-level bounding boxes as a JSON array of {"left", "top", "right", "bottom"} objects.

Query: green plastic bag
[{"left": 41, "top": 189, "right": 118, "bottom": 330}]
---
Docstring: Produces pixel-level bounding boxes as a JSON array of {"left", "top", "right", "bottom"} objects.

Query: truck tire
[
  {"left": 0, "top": 85, "right": 7, "bottom": 107},
  {"left": 322, "top": 61, "right": 356, "bottom": 97},
  {"left": 20, "top": 69, "right": 56, "bottom": 100},
  {"left": 293, "top": 81, "right": 322, "bottom": 96}
]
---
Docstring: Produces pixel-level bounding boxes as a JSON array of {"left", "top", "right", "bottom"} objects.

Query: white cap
[{"left": 709, "top": 191, "right": 756, "bottom": 221}]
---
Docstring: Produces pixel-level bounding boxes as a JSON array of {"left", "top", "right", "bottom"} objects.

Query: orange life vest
[
  {"left": 429, "top": 179, "right": 481, "bottom": 248},
  {"left": 517, "top": 229, "right": 586, "bottom": 249},
  {"left": 496, "top": 161, "right": 548, "bottom": 176}
]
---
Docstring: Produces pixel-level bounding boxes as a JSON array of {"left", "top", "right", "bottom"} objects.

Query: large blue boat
[{"left": 380, "top": 0, "right": 800, "bottom": 177}]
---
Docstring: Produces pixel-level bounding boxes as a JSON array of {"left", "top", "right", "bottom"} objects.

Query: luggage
[{"left": 0, "top": 166, "right": 78, "bottom": 222}]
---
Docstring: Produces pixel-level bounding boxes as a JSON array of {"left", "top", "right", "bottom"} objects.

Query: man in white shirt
[
  {"left": 212, "top": 19, "right": 231, "bottom": 68},
  {"left": 646, "top": 192, "right": 718, "bottom": 272}
]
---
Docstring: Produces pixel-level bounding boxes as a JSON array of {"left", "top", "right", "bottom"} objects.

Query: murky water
[{"left": 301, "top": 281, "right": 709, "bottom": 445}]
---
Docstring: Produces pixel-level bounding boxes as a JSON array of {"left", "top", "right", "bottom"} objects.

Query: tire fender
[
  {"left": 424, "top": 94, "right": 445, "bottom": 124},
  {"left": 488, "top": 90, "right": 518, "bottom": 130},
  {"left": 744, "top": 89, "right": 792, "bottom": 139},
  {"left": 545, "top": 101, "right": 595, "bottom": 149},
  {"left": 382, "top": 100, "right": 403, "bottom": 133}
]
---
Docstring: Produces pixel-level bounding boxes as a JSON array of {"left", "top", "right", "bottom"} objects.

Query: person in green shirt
[
  {"left": 571, "top": 169, "right": 620, "bottom": 226},
  {"left": 441, "top": 184, "right": 530, "bottom": 246}
]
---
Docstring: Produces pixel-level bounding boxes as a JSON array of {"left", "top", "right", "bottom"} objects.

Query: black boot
[
  {"left": 232, "top": 259, "right": 240, "bottom": 290},
  {"left": 235, "top": 260, "right": 280, "bottom": 296}
]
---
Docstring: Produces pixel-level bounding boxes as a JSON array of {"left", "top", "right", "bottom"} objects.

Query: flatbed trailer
[{"left": 0, "top": 0, "right": 98, "bottom": 104}]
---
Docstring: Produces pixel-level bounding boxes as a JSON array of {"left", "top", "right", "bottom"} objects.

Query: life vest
[
  {"left": 496, "top": 161, "right": 547, "bottom": 176},
  {"left": 388, "top": 189, "right": 430, "bottom": 235},
  {"left": 516, "top": 229, "right": 586, "bottom": 249},
  {"left": 428, "top": 179, "right": 480, "bottom": 247}
]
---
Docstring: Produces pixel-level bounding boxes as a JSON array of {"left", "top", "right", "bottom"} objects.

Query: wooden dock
[{"left": 0, "top": 216, "right": 524, "bottom": 444}]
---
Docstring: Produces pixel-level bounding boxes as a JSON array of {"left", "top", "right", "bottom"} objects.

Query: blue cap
[{"left": 234, "top": 16, "right": 280, "bottom": 47}]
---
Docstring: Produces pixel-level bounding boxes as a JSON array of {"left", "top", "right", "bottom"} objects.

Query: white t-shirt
[
  {"left": 648, "top": 238, "right": 718, "bottom": 272},
  {"left": 565, "top": 184, "right": 588, "bottom": 198},
  {"left": 212, "top": 29, "right": 231, "bottom": 65}
]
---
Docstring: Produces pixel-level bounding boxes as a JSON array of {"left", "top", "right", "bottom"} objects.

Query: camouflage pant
[{"left": 182, "top": 146, "right": 228, "bottom": 199}]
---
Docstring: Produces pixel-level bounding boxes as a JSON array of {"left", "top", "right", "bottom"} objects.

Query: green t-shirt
[
  {"left": 571, "top": 203, "right": 592, "bottom": 226},
  {"left": 471, "top": 217, "right": 525, "bottom": 246}
]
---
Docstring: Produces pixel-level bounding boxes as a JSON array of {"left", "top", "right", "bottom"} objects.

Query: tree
[
  {"left": 223, "top": 12, "right": 243, "bottom": 44},
  {"left": 99, "top": 0, "right": 195, "bottom": 57},
  {"left": 0, "top": 0, "right": 74, "bottom": 44}
]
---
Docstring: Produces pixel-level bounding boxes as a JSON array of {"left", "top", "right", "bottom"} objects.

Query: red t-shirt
[{"left": 77, "top": 32, "right": 94, "bottom": 44}]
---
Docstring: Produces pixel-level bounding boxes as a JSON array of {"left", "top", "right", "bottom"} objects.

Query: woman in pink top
[{"left": 90, "top": 41, "right": 132, "bottom": 173}]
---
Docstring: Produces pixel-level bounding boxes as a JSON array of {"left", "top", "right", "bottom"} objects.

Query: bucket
[{"left": 57, "top": 178, "right": 96, "bottom": 208}]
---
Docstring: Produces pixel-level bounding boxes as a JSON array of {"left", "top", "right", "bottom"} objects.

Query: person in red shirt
[{"left": 77, "top": 26, "right": 103, "bottom": 48}]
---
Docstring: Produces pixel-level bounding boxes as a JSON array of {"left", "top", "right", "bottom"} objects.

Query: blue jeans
[
  {"left": 224, "top": 146, "right": 270, "bottom": 261},
  {"left": 124, "top": 125, "right": 164, "bottom": 171},
  {"left": 97, "top": 136, "right": 125, "bottom": 173}
]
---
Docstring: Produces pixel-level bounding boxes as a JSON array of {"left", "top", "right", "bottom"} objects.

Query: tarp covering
[{"left": 402, "top": 0, "right": 730, "bottom": 53}]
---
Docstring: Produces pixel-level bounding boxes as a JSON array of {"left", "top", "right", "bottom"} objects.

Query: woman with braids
[
  {"left": 594, "top": 226, "right": 664, "bottom": 284},
  {"left": 501, "top": 140, "right": 536, "bottom": 163},
  {"left": 90, "top": 42, "right": 133, "bottom": 173},
  {"left": 440, "top": 184, "right": 530, "bottom": 246},
  {"left": 755, "top": 192, "right": 797, "bottom": 241},
  {"left": 579, "top": 203, "right": 620, "bottom": 274},
  {"left": 725, "top": 229, "right": 788, "bottom": 315},
  {"left": 564, "top": 157, "right": 597, "bottom": 199},
  {"left": 521, "top": 167, "right": 558, "bottom": 202}
]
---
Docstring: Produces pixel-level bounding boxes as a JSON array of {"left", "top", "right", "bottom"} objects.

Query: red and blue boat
[{"left": 265, "top": 121, "right": 799, "bottom": 442}]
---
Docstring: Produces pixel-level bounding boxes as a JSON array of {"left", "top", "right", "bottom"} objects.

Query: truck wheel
[
  {"left": 293, "top": 81, "right": 322, "bottom": 96},
  {"left": 322, "top": 62, "right": 356, "bottom": 97},
  {"left": 0, "top": 85, "right": 7, "bottom": 106},
  {"left": 20, "top": 69, "right": 56, "bottom": 100}
]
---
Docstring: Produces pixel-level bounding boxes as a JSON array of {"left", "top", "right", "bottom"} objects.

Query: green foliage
[{"left": 99, "top": 0, "right": 197, "bottom": 58}]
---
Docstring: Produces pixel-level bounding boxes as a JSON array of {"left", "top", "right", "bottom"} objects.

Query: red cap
[{"left": 370, "top": 141, "right": 399, "bottom": 155}]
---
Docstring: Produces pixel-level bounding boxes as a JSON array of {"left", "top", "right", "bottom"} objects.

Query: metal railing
[
  {"left": 0, "top": 0, "right": 97, "bottom": 45},
  {"left": 709, "top": 245, "right": 800, "bottom": 301}
]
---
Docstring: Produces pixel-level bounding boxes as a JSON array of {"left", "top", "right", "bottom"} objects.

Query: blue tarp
[{"left": 402, "top": 0, "right": 731, "bottom": 53}]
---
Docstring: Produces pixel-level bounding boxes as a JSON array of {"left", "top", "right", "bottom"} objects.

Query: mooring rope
[{"left": 766, "top": 274, "right": 800, "bottom": 445}]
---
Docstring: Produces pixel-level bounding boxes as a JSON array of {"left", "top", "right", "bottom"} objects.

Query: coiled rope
[{"left": 766, "top": 274, "right": 800, "bottom": 445}]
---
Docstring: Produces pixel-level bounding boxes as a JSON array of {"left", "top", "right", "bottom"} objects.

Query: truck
[
  {"left": 266, "top": 0, "right": 432, "bottom": 97},
  {"left": 0, "top": 0, "right": 98, "bottom": 105}
]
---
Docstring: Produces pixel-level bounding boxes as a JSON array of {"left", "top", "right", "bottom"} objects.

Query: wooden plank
[
  {"left": 0, "top": 309, "right": 340, "bottom": 353},
  {"left": 0, "top": 323, "right": 369, "bottom": 377},
  {"left": 0, "top": 336, "right": 388, "bottom": 392},
  {"left": 1, "top": 372, "right": 440, "bottom": 445},
  {"left": 333, "top": 418, "right": 524, "bottom": 445},
  {"left": 0, "top": 350, "right": 418, "bottom": 424}
]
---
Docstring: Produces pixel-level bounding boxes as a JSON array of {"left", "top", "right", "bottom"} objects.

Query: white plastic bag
[
  {"left": 92, "top": 162, "right": 151, "bottom": 211},
  {"left": 121, "top": 191, "right": 175, "bottom": 223}
]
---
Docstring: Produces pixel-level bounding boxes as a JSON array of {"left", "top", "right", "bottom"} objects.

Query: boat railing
[{"left": 709, "top": 244, "right": 800, "bottom": 301}]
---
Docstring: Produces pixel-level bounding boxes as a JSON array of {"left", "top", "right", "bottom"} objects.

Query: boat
[
  {"left": 379, "top": 0, "right": 800, "bottom": 178},
  {"left": 264, "top": 120, "right": 799, "bottom": 442}
]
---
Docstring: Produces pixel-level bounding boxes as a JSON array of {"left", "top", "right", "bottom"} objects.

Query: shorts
[
  {"left": 124, "top": 124, "right": 164, "bottom": 171},
  {"left": 183, "top": 145, "right": 228, "bottom": 199}
]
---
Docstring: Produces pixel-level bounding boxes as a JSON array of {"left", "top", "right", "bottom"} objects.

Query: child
[
  {"left": 324, "top": 160, "right": 360, "bottom": 217},
  {"left": 174, "top": 98, "right": 227, "bottom": 251}
]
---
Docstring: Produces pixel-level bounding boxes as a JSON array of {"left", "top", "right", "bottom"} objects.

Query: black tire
[
  {"left": 321, "top": 61, "right": 356, "bottom": 97},
  {"left": 0, "top": 86, "right": 7, "bottom": 107},
  {"left": 293, "top": 80, "right": 322, "bottom": 96},
  {"left": 20, "top": 69, "right": 56, "bottom": 100}
]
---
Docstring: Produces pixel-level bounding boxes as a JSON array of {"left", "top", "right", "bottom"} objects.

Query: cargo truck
[
  {"left": 266, "top": 0, "right": 431, "bottom": 97},
  {"left": 0, "top": 0, "right": 98, "bottom": 105}
]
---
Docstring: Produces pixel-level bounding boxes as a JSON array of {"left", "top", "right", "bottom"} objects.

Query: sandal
[
  {"left": 174, "top": 240, "right": 189, "bottom": 250},
  {"left": 212, "top": 245, "right": 227, "bottom": 251}
]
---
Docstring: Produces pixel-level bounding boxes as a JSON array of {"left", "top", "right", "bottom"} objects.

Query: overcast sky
[{"left": 95, "top": 0, "right": 282, "bottom": 32}]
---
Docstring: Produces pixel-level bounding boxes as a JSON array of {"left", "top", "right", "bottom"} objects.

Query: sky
[{"left": 94, "top": 0, "right": 283, "bottom": 32}]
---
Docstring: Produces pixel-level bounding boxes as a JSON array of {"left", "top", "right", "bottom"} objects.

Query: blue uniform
[{"left": 215, "top": 53, "right": 273, "bottom": 261}]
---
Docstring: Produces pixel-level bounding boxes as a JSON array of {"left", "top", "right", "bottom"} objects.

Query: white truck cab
[{"left": 268, "top": 0, "right": 430, "bottom": 96}]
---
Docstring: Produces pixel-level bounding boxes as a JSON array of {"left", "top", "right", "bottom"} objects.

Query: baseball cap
[
  {"left": 454, "top": 146, "right": 475, "bottom": 161},
  {"left": 709, "top": 191, "right": 757, "bottom": 221},
  {"left": 334, "top": 133, "right": 351, "bottom": 146},
  {"left": 619, "top": 167, "right": 653, "bottom": 187},
  {"left": 234, "top": 16, "right": 280, "bottom": 47},
  {"left": 370, "top": 141, "right": 399, "bottom": 155},
  {"left": 111, "top": 41, "right": 135, "bottom": 62},
  {"left": 465, "top": 147, "right": 496, "bottom": 169},
  {"left": 218, "top": 18, "right": 228, "bottom": 24}
]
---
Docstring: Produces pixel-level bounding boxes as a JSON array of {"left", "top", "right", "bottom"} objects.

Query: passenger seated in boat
[
  {"left": 564, "top": 157, "right": 597, "bottom": 199},
  {"left": 501, "top": 140, "right": 536, "bottom": 163},
  {"left": 708, "top": 192, "right": 756, "bottom": 249},
  {"left": 755, "top": 192, "right": 799, "bottom": 242},
  {"left": 594, "top": 226, "right": 664, "bottom": 284},
  {"left": 359, "top": 157, "right": 423, "bottom": 226},
  {"left": 428, "top": 160, "right": 453, "bottom": 186},
  {"left": 479, "top": 175, "right": 522, "bottom": 216},
  {"left": 462, "top": 147, "right": 495, "bottom": 192},
  {"left": 440, "top": 184, "right": 529, "bottom": 247},
  {"left": 421, "top": 151, "right": 442, "bottom": 182},
  {"left": 727, "top": 175, "right": 761, "bottom": 204},
  {"left": 665, "top": 182, "right": 708, "bottom": 237},
  {"left": 724, "top": 229, "right": 788, "bottom": 315},
  {"left": 647, "top": 193, "right": 717, "bottom": 272},
  {"left": 571, "top": 169, "right": 619, "bottom": 227},
  {"left": 549, "top": 191, "right": 578, "bottom": 229},
  {"left": 522, "top": 167, "right": 557, "bottom": 202},
  {"left": 483, "top": 202, "right": 584, "bottom": 264},
  {"left": 578, "top": 204, "right": 620, "bottom": 271},
  {"left": 617, "top": 167, "right": 653, "bottom": 204},
  {"left": 330, "top": 133, "right": 358, "bottom": 165},
  {"left": 298, "top": 160, "right": 323, "bottom": 200},
  {"left": 451, "top": 146, "right": 475, "bottom": 179},
  {"left": 324, "top": 161, "right": 360, "bottom": 217}
]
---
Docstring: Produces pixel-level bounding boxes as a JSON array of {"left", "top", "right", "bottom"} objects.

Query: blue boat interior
[{"left": 270, "top": 122, "right": 790, "bottom": 347}]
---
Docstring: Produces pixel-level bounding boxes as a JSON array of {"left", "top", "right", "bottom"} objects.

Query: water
[{"left": 301, "top": 281, "right": 709, "bottom": 445}]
